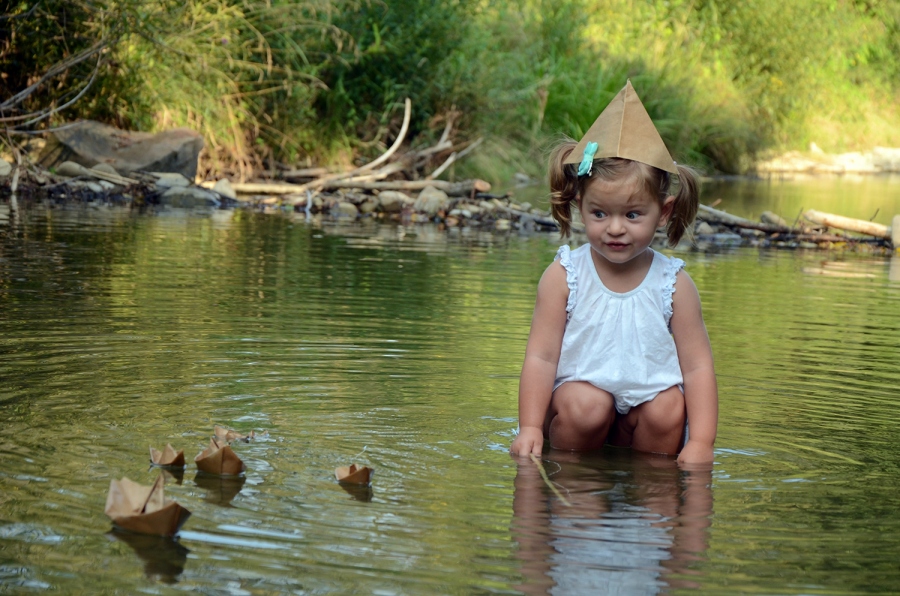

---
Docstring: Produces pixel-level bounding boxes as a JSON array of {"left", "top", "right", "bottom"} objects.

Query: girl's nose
[{"left": 608, "top": 216, "right": 626, "bottom": 234}]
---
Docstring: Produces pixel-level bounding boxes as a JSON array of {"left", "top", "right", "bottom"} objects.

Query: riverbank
[
  {"left": 2, "top": 178, "right": 896, "bottom": 258},
  {"left": 755, "top": 146, "right": 900, "bottom": 176},
  {"left": 2, "top": 152, "right": 899, "bottom": 255}
]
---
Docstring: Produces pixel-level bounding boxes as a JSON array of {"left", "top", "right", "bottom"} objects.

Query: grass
[{"left": 3, "top": 0, "right": 899, "bottom": 180}]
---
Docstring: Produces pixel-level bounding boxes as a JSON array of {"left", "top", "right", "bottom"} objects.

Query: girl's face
[{"left": 578, "top": 175, "right": 674, "bottom": 267}]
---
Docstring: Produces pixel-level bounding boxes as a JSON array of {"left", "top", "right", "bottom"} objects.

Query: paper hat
[{"left": 564, "top": 80, "right": 677, "bottom": 174}]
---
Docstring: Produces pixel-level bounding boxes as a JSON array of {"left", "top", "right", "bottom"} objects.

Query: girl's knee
[
  {"left": 552, "top": 382, "right": 615, "bottom": 427},
  {"left": 640, "top": 386, "right": 685, "bottom": 433}
]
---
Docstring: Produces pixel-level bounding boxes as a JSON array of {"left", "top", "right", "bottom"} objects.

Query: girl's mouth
[{"left": 606, "top": 242, "right": 629, "bottom": 251}]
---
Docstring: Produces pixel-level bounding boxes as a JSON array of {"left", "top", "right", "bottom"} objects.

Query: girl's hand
[
  {"left": 676, "top": 440, "right": 714, "bottom": 466},
  {"left": 510, "top": 426, "right": 544, "bottom": 457}
]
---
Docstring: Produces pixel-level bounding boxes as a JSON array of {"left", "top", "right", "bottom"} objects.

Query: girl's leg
[
  {"left": 544, "top": 381, "right": 616, "bottom": 450},
  {"left": 610, "top": 385, "right": 685, "bottom": 455}
]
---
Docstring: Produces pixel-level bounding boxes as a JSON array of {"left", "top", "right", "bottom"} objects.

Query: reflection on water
[
  {"left": 157, "top": 467, "right": 185, "bottom": 486},
  {"left": 107, "top": 530, "right": 189, "bottom": 584},
  {"left": 513, "top": 451, "right": 711, "bottom": 595},
  {"left": 193, "top": 472, "right": 246, "bottom": 506},
  {"left": 1, "top": 178, "right": 900, "bottom": 593}
]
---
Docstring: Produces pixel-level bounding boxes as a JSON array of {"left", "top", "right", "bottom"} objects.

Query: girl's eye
[
  {"left": 593, "top": 211, "right": 606, "bottom": 218},
  {"left": 626, "top": 212, "right": 640, "bottom": 220}
]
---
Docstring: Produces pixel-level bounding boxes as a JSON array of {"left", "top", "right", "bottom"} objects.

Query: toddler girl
[{"left": 509, "top": 81, "right": 718, "bottom": 465}]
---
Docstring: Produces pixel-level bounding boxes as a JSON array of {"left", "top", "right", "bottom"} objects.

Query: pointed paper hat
[{"left": 564, "top": 80, "right": 677, "bottom": 174}]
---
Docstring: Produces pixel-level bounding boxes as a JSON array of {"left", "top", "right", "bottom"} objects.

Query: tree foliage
[{"left": 1, "top": 0, "right": 898, "bottom": 177}]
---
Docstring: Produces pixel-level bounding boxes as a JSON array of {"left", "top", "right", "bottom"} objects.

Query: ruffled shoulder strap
[
  {"left": 555, "top": 245, "right": 577, "bottom": 319},
  {"left": 661, "top": 254, "right": 685, "bottom": 327}
]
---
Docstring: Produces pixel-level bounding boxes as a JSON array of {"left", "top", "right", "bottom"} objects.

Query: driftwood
[
  {"left": 803, "top": 209, "right": 890, "bottom": 239},
  {"left": 697, "top": 204, "right": 794, "bottom": 233},
  {"left": 223, "top": 178, "right": 489, "bottom": 200},
  {"left": 321, "top": 179, "right": 490, "bottom": 196},
  {"left": 426, "top": 138, "right": 483, "bottom": 180},
  {"left": 274, "top": 98, "right": 413, "bottom": 196},
  {"left": 282, "top": 167, "right": 328, "bottom": 179}
]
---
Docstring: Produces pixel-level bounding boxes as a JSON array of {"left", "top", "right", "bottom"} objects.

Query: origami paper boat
[
  {"left": 104, "top": 475, "right": 191, "bottom": 537},
  {"left": 335, "top": 464, "right": 373, "bottom": 486},
  {"left": 213, "top": 425, "right": 246, "bottom": 443},
  {"left": 149, "top": 444, "right": 185, "bottom": 468},
  {"left": 194, "top": 438, "right": 246, "bottom": 476},
  {"left": 214, "top": 425, "right": 268, "bottom": 443}
]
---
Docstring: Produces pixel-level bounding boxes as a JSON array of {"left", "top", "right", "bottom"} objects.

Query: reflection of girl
[
  {"left": 510, "top": 81, "right": 717, "bottom": 464},
  {"left": 511, "top": 453, "right": 712, "bottom": 595}
]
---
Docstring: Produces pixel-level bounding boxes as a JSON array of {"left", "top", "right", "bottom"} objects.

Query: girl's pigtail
[
  {"left": 666, "top": 164, "right": 701, "bottom": 247},
  {"left": 548, "top": 140, "right": 581, "bottom": 238}
]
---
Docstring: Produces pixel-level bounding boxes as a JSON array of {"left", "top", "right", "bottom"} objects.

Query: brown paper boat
[
  {"left": 194, "top": 438, "right": 246, "bottom": 476},
  {"left": 214, "top": 425, "right": 268, "bottom": 443},
  {"left": 104, "top": 475, "right": 191, "bottom": 537},
  {"left": 335, "top": 464, "right": 373, "bottom": 486},
  {"left": 214, "top": 425, "right": 247, "bottom": 443},
  {"left": 149, "top": 444, "right": 185, "bottom": 468}
]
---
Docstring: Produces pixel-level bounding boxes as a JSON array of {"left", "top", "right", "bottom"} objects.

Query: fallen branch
[
  {"left": 219, "top": 178, "right": 491, "bottom": 200},
  {"left": 426, "top": 137, "right": 483, "bottom": 180},
  {"left": 281, "top": 167, "right": 329, "bottom": 179},
  {"left": 0, "top": 40, "right": 107, "bottom": 111},
  {"left": 803, "top": 209, "right": 890, "bottom": 239},
  {"left": 698, "top": 204, "right": 794, "bottom": 233}
]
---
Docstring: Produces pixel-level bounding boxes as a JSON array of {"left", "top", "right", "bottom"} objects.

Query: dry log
[
  {"left": 282, "top": 167, "right": 328, "bottom": 179},
  {"left": 426, "top": 138, "right": 483, "bottom": 181},
  {"left": 803, "top": 209, "right": 890, "bottom": 239},
  {"left": 223, "top": 178, "right": 491, "bottom": 200},
  {"left": 698, "top": 204, "right": 793, "bottom": 233},
  {"left": 320, "top": 179, "right": 491, "bottom": 197}
]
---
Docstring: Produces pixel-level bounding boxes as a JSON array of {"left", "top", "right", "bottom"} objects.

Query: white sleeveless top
[{"left": 554, "top": 244, "right": 685, "bottom": 414}]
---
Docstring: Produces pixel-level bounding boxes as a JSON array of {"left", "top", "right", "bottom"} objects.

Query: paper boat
[
  {"left": 214, "top": 425, "right": 267, "bottom": 443},
  {"left": 149, "top": 444, "right": 185, "bottom": 468},
  {"left": 214, "top": 425, "right": 246, "bottom": 443},
  {"left": 335, "top": 464, "right": 373, "bottom": 486},
  {"left": 194, "top": 438, "right": 246, "bottom": 475},
  {"left": 104, "top": 475, "right": 191, "bottom": 537}
]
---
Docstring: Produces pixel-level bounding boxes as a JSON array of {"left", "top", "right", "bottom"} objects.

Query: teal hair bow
[{"left": 577, "top": 142, "right": 598, "bottom": 176}]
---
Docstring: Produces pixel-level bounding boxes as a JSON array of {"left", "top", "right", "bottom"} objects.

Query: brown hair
[{"left": 548, "top": 138, "right": 701, "bottom": 247}]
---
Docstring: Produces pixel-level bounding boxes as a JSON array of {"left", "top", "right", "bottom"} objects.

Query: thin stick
[
  {"left": 267, "top": 98, "right": 412, "bottom": 195},
  {"left": 426, "top": 138, "right": 483, "bottom": 180},
  {"left": 529, "top": 454, "right": 571, "bottom": 506}
]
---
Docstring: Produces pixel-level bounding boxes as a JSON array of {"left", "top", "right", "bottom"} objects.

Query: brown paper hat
[{"left": 563, "top": 80, "right": 677, "bottom": 174}]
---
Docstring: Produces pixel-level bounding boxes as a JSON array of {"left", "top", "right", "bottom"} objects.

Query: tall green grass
[{"left": 3, "top": 0, "right": 899, "bottom": 179}]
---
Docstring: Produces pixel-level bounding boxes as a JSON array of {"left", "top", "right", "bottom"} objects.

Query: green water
[{"left": 1, "top": 177, "right": 900, "bottom": 594}]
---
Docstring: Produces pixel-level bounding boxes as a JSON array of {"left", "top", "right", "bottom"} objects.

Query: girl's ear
[{"left": 658, "top": 195, "right": 676, "bottom": 227}]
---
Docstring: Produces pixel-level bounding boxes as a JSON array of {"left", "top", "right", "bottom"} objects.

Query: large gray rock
[
  {"left": 378, "top": 190, "right": 413, "bottom": 213},
  {"left": 413, "top": 185, "right": 450, "bottom": 217},
  {"left": 160, "top": 186, "right": 219, "bottom": 208},
  {"left": 212, "top": 178, "right": 237, "bottom": 200},
  {"left": 39, "top": 120, "right": 203, "bottom": 179}
]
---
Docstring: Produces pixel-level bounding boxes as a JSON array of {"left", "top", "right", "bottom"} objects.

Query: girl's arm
[
  {"left": 670, "top": 270, "right": 718, "bottom": 465},
  {"left": 509, "top": 261, "right": 570, "bottom": 457}
]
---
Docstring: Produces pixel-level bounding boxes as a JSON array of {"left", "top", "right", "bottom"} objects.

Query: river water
[{"left": 1, "top": 176, "right": 900, "bottom": 594}]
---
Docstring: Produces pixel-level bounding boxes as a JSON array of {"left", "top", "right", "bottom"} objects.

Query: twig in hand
[{"left": 529, "top": 453, "right": 571, "bottom": 506}]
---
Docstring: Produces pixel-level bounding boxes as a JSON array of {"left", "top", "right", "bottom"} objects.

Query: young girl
[{"left": 509, "top": 81, "right": 718, "bottom": 465}]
